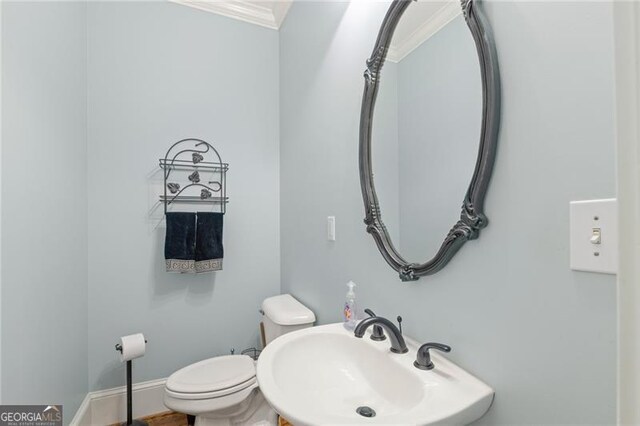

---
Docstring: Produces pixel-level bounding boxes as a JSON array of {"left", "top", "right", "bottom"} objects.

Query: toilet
[{"left": 163, "top": 294, "right": 316, "bottom": 426}]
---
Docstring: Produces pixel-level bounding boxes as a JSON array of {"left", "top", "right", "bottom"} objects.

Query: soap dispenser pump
[{"left": 344, "top": 281, "right": 357, "bottom": 330}]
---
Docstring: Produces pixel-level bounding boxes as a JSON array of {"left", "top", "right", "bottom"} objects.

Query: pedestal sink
[{"left": 256, "top": 323, "right": 494, "bottom": 425}]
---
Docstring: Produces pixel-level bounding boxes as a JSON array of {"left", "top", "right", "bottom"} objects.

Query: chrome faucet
[{"left": 354, "top": 314, "right": 408, "bottom": 353}]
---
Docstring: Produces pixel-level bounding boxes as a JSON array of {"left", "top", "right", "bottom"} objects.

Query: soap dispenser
[{"left": 343, "top": 281, "right": 357, "bottom": 330}]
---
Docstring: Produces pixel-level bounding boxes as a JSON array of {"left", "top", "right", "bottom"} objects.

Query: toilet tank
[{"left": 261, "top": 294, "right": 315, "bottom": 345}]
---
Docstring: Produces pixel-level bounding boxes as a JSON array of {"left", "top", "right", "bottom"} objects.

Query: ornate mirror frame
[{"left": 359, "top": 0, "right": 501, "bottom": 281}]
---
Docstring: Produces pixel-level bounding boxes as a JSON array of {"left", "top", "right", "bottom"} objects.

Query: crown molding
[
  {"left": 387, "top": 2, "right": 461, "bottom": 63},
  {"left": 270, "top": 1, "right": 292, "bottom": 28},
  {"left": 170, "top": 0, "right": 292, "bottom": 30}
]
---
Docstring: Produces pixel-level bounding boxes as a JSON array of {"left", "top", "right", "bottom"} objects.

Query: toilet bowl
[
  {"left": 164, "top": 294, "right": 315, "bottom": 426},
  {"left": 164, "top": 354, "right": 273, "bottom": 426}
]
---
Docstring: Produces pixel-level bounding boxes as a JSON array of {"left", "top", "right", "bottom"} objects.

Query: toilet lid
[{"left": 166, "top": 354, "right": 256, "bottom": 395}]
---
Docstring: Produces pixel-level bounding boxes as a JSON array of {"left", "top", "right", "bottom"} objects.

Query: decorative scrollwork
[
  {"left": 399, "top": 265, "right": 419, "bottom": 282},
  {"left": 365, "top": 46, "right": 387, "bottom": 83},
  {"left": 200, "top": 188, "right": 212, "bottom": 199},
  {"left": 358, "top": 0, "right": 500, "bottom": 281},
  {"left": 192, "top": 153, "right": 204, "bottom": 164},
  {"left": 461, "top": 0, "right": 473, "bottom": 22},
  {"left": 167, "top": 183, "right": 180, "bottom": 194},
  {"left": 188, "top": 171, "right": 200, "bottom": 183}
]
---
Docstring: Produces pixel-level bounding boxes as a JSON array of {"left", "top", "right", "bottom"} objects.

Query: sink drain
[{"left": 356, "top": 406, "right": 376, "bottom": 418}]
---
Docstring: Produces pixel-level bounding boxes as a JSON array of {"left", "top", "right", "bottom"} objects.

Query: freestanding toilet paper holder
[{"left": 115, "top": 339, "right": 149, "bottom": 426}]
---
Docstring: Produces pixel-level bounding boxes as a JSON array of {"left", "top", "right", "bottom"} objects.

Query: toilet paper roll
[{"left": 119, "top": 333, "right": 146, "bottom": 362}]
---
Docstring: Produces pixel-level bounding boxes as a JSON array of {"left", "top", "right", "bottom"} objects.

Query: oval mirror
[{"left": 359, "top": 0, "right": 500, "bottom": 281}]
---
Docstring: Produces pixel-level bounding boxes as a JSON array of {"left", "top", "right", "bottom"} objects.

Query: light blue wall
[
  {"left": 397, "top": 15, "right": 482, "bottom": 261},
  {"left": 0, "top": 2, "right": 619, "bottom": 424},
  {"left": 1, "top": 1, "right": 88, "bottom": 417},
  {"left": 280, "top": 1, "right": 617, "bottom": 424},
  {"left": 86, "top": 2, "right": 281, "bottom": 391}
]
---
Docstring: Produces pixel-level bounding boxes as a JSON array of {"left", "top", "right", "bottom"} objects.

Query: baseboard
[
  {"left": 69, "top": 378, "right": 167, "bottom": 426},
  {"left": 70, "top": 394, "right": 92, "bottom": 426}
]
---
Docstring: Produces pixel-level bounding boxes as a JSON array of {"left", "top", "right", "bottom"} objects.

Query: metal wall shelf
[
  {"left": 159, "top": 158, "right": 229, "bottom": 172},
  {"left": 160, "top": 138, "right": 228, "bottom": 214},
  {"left": 159, "top": 195, "right": 229, "bottom": 203}
]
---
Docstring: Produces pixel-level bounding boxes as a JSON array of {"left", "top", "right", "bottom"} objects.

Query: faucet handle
[
  {"left": 364, "top": 308, "right": 386, "bottom": 341},
  {"left": 396, "top": 316, "right": 403, "bottom": 335},
  {"left": 414, "top": 342, "right": 451, "bottom": 370}
]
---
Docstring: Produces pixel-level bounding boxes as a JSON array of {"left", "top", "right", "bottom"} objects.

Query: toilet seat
[{"left": 166, "top": 354, "right": 257, "bottom": 400}]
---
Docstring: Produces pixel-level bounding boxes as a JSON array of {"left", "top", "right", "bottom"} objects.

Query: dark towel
[
  {"left": 164, "top": 212, "right": 224, "bottom": 273},
  {"left": 195, "top": 212, "right": 224, "bottom": 273},
  {"left": 165, "top": 212, "right": 197, "bottom": 273}
]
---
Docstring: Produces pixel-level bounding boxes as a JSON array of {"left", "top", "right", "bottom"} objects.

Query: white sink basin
[{"left": 256, "top": 323, "right": 494, "bottom": 425}]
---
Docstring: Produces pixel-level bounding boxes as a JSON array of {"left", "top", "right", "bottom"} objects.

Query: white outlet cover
[{"left": 569, "top": 198, "right": 618, "bottom": 274}]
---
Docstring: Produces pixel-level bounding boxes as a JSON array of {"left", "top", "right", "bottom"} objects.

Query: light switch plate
[
  {"left": 327, "top": 216, "right": 336, "bottom": 241},
  {"left": 569, "top": 199, "right": 617, "bottom": 274}
]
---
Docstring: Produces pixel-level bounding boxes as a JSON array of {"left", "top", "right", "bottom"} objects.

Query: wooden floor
[
  {"left": 113, "top": 412, "right": 292, "bottom": 426},
  {"left": 110, "top": 412, "right": 187, "bottom": 426},
  {"left": 278, "top": 417, "right": 293, "bottom": 426}
]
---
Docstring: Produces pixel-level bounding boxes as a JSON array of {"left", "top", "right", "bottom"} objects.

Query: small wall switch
[
  {"left": 569, "top": 199, "right": 617, "bottom": 274},
  {"left": 327, "top": 216, "right": 336, "bottom": 241}
]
